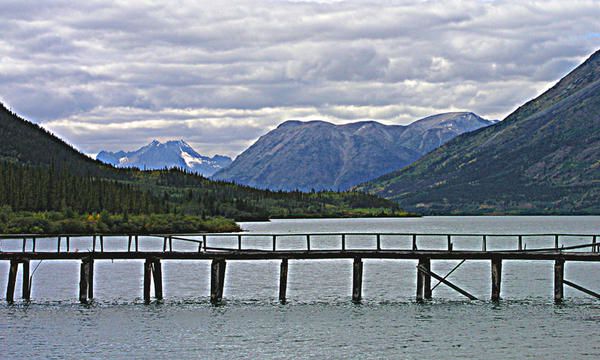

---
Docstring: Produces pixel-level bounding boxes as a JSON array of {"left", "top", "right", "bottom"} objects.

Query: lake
[{"left": 1, "top": 216, "right": 599, "bottom": 359}]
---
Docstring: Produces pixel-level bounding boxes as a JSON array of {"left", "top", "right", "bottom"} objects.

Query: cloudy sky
[{"left": 1, "top": 0, "right": 599, "bottom": 157}]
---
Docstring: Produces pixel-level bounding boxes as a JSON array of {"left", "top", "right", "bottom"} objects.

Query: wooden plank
[
  {"left": 554, "top": 259, "right": 564, "bottom": 303},
  {"left": 417, "top": 265, "right": 478, "bottom": 300},
  {"left": 352, "top": 258, "right": 363, "bottom": 303},
  {"left": 6, "top": 260, "right": 18, "bottom": 303},
  {"left": 22, "top": 259, "right": 30, "bottom": 301},
  {"left": 491, "top": 257, "right": 502, "bottom": 301},
  {"left": 563, "top": 279, "right": 600, "bottom": 300},
  {"left": 143, "top": 258, "right": 152, "bottom": 304},
  {"left": 279, "top": 258, "right": 288, "bottom": 304},
  {"left": 152, "top": 259, "right": 163, "bottom": 301}
]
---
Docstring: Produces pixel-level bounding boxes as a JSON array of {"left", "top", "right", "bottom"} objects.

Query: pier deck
[{"left": 1, "top": 232, "right": 599, "bottom": 304}]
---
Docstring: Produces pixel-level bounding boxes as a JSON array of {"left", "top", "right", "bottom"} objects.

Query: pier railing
[
  {"left": 0, "top": 232, "right": 598, "bottom": 254},
  {"left": 1, "top": 232, "right": 599, "bottom": 305}
]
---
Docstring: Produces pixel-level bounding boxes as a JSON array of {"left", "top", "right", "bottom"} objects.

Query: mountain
[
  {"left": 212, "top": 112, "right": 494, "bottom": 191},
  {"left": 358, "top": 49, "right": 600, "bottom": 215},
  {"left": 0, "top": 101, "right": 407, "bottom": 220},
  {"left": 97, "top": 140, "right": 232, "bottom": 176}
]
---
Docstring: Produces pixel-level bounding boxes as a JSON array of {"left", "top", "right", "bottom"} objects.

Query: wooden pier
[{"left": 1, "top": 232, "right": 599, "bottom": 305}]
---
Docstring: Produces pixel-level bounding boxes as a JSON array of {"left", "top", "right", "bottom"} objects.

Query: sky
[{"left": 0, "top": 0, "right": 599, "bottom": 157}]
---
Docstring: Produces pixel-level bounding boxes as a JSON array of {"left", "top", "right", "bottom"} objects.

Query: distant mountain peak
[{"left": 97, "top": 140, "right": 232, "bottom": 176}]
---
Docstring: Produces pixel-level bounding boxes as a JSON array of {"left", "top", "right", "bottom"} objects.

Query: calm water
[{"left": 1, "top": 216, "right": 599, "bottom": 359}]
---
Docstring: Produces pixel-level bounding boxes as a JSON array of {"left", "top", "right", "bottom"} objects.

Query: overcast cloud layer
[{"left": 0, "top": 0, "right": 599, "bottom": 157}]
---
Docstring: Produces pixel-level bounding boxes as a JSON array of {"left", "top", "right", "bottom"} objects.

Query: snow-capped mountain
[{"left": 96, "top": 140, "right": 232, "bottom": 176}]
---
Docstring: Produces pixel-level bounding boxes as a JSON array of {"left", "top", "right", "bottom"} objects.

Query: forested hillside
[{"left": 0, "top": 102, "right": 410, "bottom": 233}]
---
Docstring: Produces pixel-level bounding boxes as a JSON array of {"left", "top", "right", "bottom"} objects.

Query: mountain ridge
[
  {"left": 213, "top": 112, "right": 495, "bottom": 191},
  {"left": 357, "top": 49, "right": 600, "bottom": 214}
]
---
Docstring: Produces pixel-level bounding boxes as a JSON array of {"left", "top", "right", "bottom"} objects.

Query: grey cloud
[{"left": 0, "top": 0, "right": 598, "bottom": 156}]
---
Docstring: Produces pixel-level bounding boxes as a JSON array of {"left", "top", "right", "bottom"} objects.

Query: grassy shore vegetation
[{"left": 0, "top": 206, "right": 241, "bottom": 234}]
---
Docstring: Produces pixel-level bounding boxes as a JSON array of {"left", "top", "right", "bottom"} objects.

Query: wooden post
[
  {"left": 491, "top": 256, "right": 502, "bottom": 301},
  {"left": 22, "top": 238, "right": 26, "bottom": 252},
  {"left": 376, "top": 234, "right": 381, "bottom": 251},
  {"left": 352, "top": 258, "right": 363, "bottom": 303},
  {"left": 272, "top": 235, "right": 276, "bottom": 252},
  {"left": 416, "top": 258, "right": 431, "bottom": 301},
  {"left": 482, "top": 235, "right": 487, "bottom": 252},
  {"left": 88, "top": 258, "right": 94, "bottom": 300},
  {"left": 554, "top": 235, "right": 559, "bottom": 250},
  {"left": 416, "top": 259, "right": 424, "bottom": 302},
  {"left": 423, "top": 258, "right": 431, "bottom": 300},
  {"left": 593, "top": 235, "right": 597, "bottom": 253},
  {"left": 57, "top": 236, "right": 61, "bottom": 253},
  {"left": 341, "top": 234, "right": 346, "bottom": 251},
  {"left": 152, "top": 259, "right": 163, "bottom": 301},
  {"left": 92, "top": 235, "right": 96, "bottom": 252},
  {"left": 279, "top": 258, "right": 288, "bottom": 304},
  {"left": 6, "top": 259, "right": 18, "bottom": 303},
  {"left": 238, "top": 235, "right": 242, "bottom": 250},
  {"left": 100, "top": 235, "right": 104, "bottom": 252},
  {"left": 306, "top": 235, "right": 311, "bottom": 251},
  {"left": 79, "top": 257, "right": 93, "bottom": 304},
  {"left": 412, "top": 234, "right": 417, "bottom": 250},
  {"left": 144, "top": 259, "right": 152, "bottom": 304},
  {"left": 32, "top": 237, "right": 36, "bottom": 252},
  {"left": 518, "top": 236, "right": 523, "bottom": 251},
  {"left": 66, "top": 236, "right": 70, "bottom": 252},
  {"left": 135, "top": 235, "right": 139, "bottom": 252},
  {"left": 128, "top": 235, "right": 132, "bottom": 252},
  {"left": 554, "top": 259, "right": 564, "bottom": 303},
  {"left": 163, "top": 237, "right": 167, "bottom": 252},
  {"left": 447, "top": 235, "right": 452, "bottom": 251},
  {"left": 22, "top": 259, "right": 31, "bottom": 301},
  {"left": 169, "top": 236, "right": 173, "bottom": 252},
  {"left": 203, "top": 235, "right": 207, "bottom": 251},
  {"left": 210, "top": 259, "right": 226, "bottom": 305}
]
